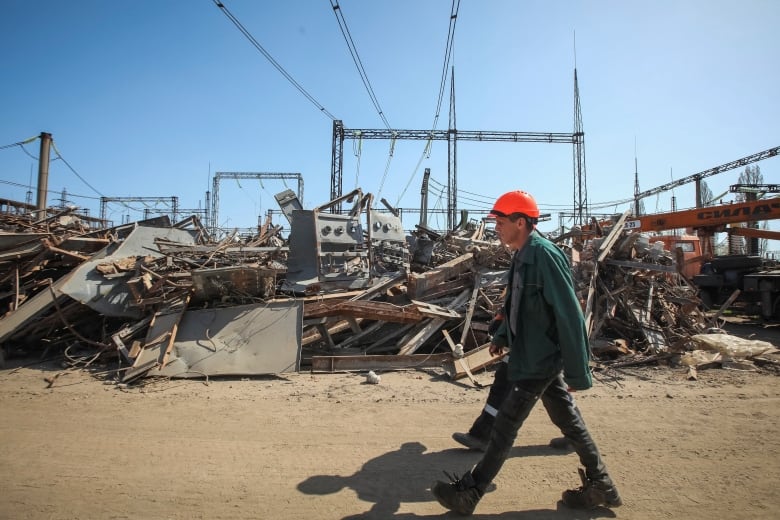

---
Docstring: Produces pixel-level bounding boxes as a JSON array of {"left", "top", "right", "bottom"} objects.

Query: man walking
[{"left": 432, "top": 190, "right": 621, "bottom": 515}]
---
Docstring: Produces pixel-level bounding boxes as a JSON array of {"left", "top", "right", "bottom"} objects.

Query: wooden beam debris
[{"left": 2, "top": 189, "right": 755, "bottom": 384}]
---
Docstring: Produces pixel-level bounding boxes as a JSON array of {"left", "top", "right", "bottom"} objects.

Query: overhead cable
[
  {"left": 394, "top": 138, "right": 433, "bottom": 207},
  {"left": 0, "top": 135, "right": 39, "bottom": 151},
  {"left": 213, "top": 0, "right": 336, "bottom": 120},
  {"left": 329, "top": 0, "right": 392, "bottom": 130},
  {"left": 0, "top": 179, "right": 101, "bottom": 201},
  {"left": 50, "top": 140, "right": 106, "bottom": 198},
  {"left": 430, "top": 0, "right": 460, "bottom": 131},
  {"left": 396, "top": 0, "right": 459, "bottom": 208},
  {"left": 427, "top": 175, "right": 636, "bottom": 211},
  {"left": 375, "top": 136, "right": 396, "bottom": 203}
]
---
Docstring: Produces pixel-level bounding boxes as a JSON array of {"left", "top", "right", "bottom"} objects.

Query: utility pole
[{"left": 36, "top": 132, "right": 52, "bottom": 218}]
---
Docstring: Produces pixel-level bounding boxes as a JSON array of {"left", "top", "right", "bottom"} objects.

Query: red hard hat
[{"left": 489, "top": 190, "right": 540, "bottom": 219}]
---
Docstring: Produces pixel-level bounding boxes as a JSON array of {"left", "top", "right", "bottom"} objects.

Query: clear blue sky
[{"left": 1, "top": 1, "right": 778, "bottom": 243}]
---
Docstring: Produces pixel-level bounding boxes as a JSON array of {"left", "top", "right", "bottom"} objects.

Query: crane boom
[
  {"left": 624, "top": 196, "right": 780, "bottom": 233},
  {"left": 634, "top": 145, "right": 780, "bottom": 202}
]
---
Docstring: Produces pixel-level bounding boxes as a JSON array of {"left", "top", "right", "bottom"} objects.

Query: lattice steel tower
[{"left": 572, "top": 68, "right": 589, "bottom": 225}]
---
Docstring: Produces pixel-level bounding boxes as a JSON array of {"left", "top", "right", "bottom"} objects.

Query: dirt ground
[{"left": 1, "top": 320, "right": 779, "bottom": 520}]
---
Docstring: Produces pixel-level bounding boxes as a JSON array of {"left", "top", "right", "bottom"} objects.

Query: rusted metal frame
[
  {"left": 41, "top": 239, "right": 91, "bottom": 262},
  {"left": 0, "top": 248, "right": 50, "bottom": 286},
  {"left": 310, "top": 352, "right": 452, "bottom": 373}
]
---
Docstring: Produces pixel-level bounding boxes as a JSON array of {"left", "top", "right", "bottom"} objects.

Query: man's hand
[{"left": 489, "top": 342, "right": 505, "bottom": 357}]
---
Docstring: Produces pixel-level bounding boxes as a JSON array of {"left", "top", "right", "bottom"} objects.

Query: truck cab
[{"left": 650, "top": 234, "right": 701, "bottom": 280}]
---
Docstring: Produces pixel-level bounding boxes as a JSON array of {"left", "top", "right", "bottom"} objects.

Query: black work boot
[
  {"left": 549, "top": 436, "right": 574, "bottom": 451},
  {"left": 453, "top": 409, "right": 495, "bottom": 451},
  {"left": 452, "top": 431, "right": 488, "bottom": 451},
  {"left": 561, "top": 468, "right": 622, "bottom": 509},
  {"left": 431, "top": 471, "right": 483, "bottom": 515}
]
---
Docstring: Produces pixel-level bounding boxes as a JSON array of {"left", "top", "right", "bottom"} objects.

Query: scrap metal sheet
[
  {"left": 148, "top": 300, "right": 302, "bottom": 378},
  {"left": 58, "top": 226, "right": 197, "bottom": 318}
]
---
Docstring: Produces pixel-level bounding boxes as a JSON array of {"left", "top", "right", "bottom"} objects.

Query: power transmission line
[
  {"left": 0, "top": 135, "right": 39, "bottom": 150},
  {"left": 329, "top": 0, "right": 391, "bottom": 130},
  {"left": 430, "top": 0, "right": 460, "bottom": 131},
  {"left": 50, "top": 140, "right": 105, "bottom": 198},
  {"left": 212, "top": 0, "right": 337, "bottom": 120}
]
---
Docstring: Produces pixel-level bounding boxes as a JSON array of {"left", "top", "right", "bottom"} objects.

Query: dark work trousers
[
  {"left": 468, "top": 360, "right": 512, "bottom": 439},
  {"left": 470, "top": 373, "right": 613, "bottom": 493}
]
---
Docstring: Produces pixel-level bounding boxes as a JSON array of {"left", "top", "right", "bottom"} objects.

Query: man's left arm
[{"left": 540, "top": 248, "right": 592, "bottom": 390}]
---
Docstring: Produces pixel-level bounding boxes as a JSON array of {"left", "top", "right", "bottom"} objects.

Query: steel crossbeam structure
[
  {"left": 635, "top": 146, "right": 780, "bottom": 208},
  {"left": 331, "top": 121, "right": 580, "bottom": 226},
  {"left": 210, "top": 171, "right": 303, "bottom": 237},
  {"left": 99, "top": 196, "right": 178, "bottom": 224}
]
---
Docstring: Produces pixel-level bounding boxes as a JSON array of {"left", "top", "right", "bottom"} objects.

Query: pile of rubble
[{"left": 1, "top": 194, "right": 776, "bottom": 384}]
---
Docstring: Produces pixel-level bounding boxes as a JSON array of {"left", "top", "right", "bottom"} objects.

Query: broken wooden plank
[
  {"left": 585, "top": 210, "right": 631, "bottom": 338},
  {"left": 304, "top": 300, "right": 424, "bottom": 323},
  {"left": 0, "top": 275, "right": 71, "bottom": 344},
  {"left": 409, "top": 274, "right": 473, "bottom": 301},
  {"left": 310, "top": 352, "right": 452, "bottom": 372},
  {"left": 442, "top": 342, "right": 502, "bottom": 380},
  {"left": 442, "top": 329, "right": 481, "bottom": 387},
  {"left": 410, "top": 300, "right": 463, "bottom": 320},
  {"left": 459, "top": 272, "right": 483, "bottom": 345},
  {"left": 407, "top": 253, "right": 475, "bottom": 299},
  {"left": 336, "top": 321, "right": 384, "bottom": 349},
  {"left": 160, "top": 294, "right": 191, "bottom": 368},
  {"left": 604, "top": 259, "right": 678, "bottom": 273},
  {"left": 711, "top": 289, "right": 741, "bottom": 321},
  {"left": 629, "top": 302, "right": 667, "bottom": 354},
  {"left": 396, "top": 289, "right": 472, "bottom": 355},
  {"left": 301, "top": 317, "right": 365, "bottom": 346}
]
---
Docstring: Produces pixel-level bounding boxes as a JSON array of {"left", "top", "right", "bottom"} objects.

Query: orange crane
[
  {"left": 581, "top": 196, "right": 780, "bottom": 319},
  {"left": 620, "top": 195, "right": 780, "bottom": 257}
]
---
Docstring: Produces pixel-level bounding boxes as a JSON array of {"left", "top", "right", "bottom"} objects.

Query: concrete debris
[{"left": 0, "top": 191, "right": 775, "bottom": 383}]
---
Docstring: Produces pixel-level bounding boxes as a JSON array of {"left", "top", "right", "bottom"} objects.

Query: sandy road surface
[{"left": 1, "top": 321, "right": 779, "bottom": 519}]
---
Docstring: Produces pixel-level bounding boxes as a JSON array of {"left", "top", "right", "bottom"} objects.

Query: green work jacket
[{"left": 492, "top": 231, "right": 592, "bottom": 390}]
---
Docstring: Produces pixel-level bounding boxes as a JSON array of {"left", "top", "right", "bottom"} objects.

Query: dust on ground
[{"left": 1, "top": 319, "right": 778, "bottom": 520}]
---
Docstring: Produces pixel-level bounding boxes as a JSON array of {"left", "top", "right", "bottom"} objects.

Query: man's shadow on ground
[{"left": 297, "top": 441, "right": 617, "bottom": 519}]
